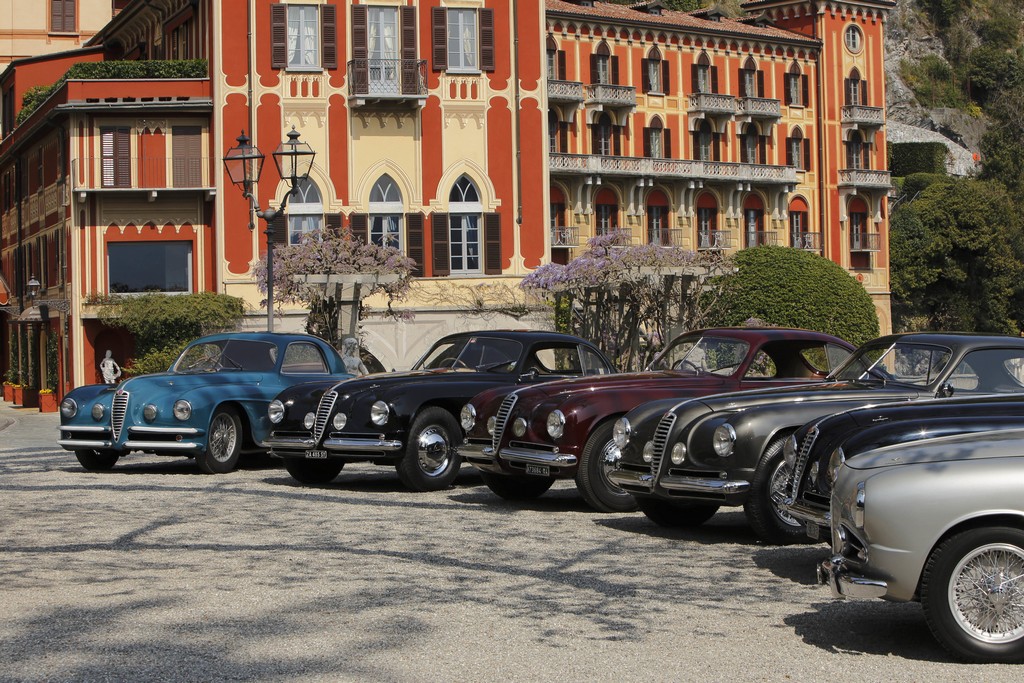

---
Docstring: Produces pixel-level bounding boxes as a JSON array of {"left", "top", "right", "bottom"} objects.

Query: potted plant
[
  {"left": 38, "top": 388, "right": 57, "bottom": 413},
  {"left": 11, "top": 383, "right": 23, "bottom": 406}
]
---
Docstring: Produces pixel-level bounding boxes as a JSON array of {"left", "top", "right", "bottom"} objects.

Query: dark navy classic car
[
  {"left": 263, "top": 330, "right": 613, "bottom": 491},
  {"left": 57, "top": 332, "right": 350, "bottom": 473}
]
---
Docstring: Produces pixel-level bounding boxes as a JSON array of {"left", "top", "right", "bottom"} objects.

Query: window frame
[
  {"left": 287, "top": 4, "right": 321, "bottom": 71},
  {"left": 107, "top": 241, "right": 194, "bottom": 294}
]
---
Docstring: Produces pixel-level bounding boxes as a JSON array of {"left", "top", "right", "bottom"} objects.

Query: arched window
[
  {"left": 593, "top": 42, "right": 611, "bottom": 84},
  {"left": 287, "top": 178, "right": 323, "bottom": 245},
  {"left": 644, "top": 46, "right": 664, "bottom": 93},
  {"left": 594, "top": 188, "right": 618, "bottom": 236},
  {"left": 849, "top": 196, "right": 872, "bottom": 269},
  {"left": 694, "top": 52, "right": 713, "bottom": 94},
  {"left": 740, "top": 123, "right": 761, "bottom": 164},
  {"left": 696, "top": 192, "right": 719, "bottom": 249},
  {"left": 845, "top": 130, "right": 869, "bottom": 170},
  {"left": 549, "top": 110, "right": 560, "bottom": 153},
  {"left": 449, "top": 175, "right": 482, "bottom": 273},
  {"left": 546, "top": 36, "right": 559, "bottom": 80},
  {"left": 739, "top": 57, "right": 760, "bottom": 98},
  {"left": 785, "top": 62, "right": 805, "bottom": 106},
  {"left": 594, "top": 112, "right": 615, "bottom": 156},
  {"left": 644, "top": 116, "right": 667, "bottom": 158},
  {"left": 694, "top": 120, "right": 714, "bottom": 161},
  {"left": 787, "top": 127, "right": 806, "bottom": 170},
  {"left": 789, "top": 197, "right": 813, "bottom": 250},
  {"left": 743, "top": 195, "right": 766, "bottom": 247},
  {"left": 846, "top": 68, "right": 866, "bottom": 106},
  {"left": 646, "top": 190, "right": 670, "bottom": 245},
  {"left": 369, "top": 175, "right": 403, "bottom": 249}
]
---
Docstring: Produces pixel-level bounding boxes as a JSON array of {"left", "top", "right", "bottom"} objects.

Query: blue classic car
[{"left": 57, "top": 332, "right": 351, "bottom": 473}]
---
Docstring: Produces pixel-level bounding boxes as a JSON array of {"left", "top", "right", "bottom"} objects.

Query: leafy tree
[
  {"left": 253, "top": 228, "right": 415, "bottom": 348},
  {"left": 706, "top": 246, "right": 879, "bottom": 346},
  {"left": 98, "top": 293, "right": 246, "bottom": 375},
  {"left": 889, "top": 178, "right": 1024, "bottom": 334},
  {"left": 520, "top": 232, "right": 733, "bottom": 371}
]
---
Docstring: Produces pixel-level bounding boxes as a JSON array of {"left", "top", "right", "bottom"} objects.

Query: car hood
[
  {"left": 506, "top": 370, "right": 727, "bottom": 402},
  {"left": 326, "top": 368, "right": 512, "bottom": 397},
  {"left": 118, "top": 370, "right": 270, "bottom": 394},
  {"left": 697, "top": 380, "right": 921, "bottom": 412},
  {"left": 846, "top": 428, "right": 1024, "bottom": 470}
]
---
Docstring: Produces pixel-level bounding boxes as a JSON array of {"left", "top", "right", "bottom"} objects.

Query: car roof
[
  {"left": 866, "top": 332, "right": 1024, "bottom": 347},
  {"left": 191, "top": 331, "right": 331, "bottom": 345},
  {"left": 683, "top": 327, "right": 854, "bottom": 345},
  {"left": 430, "top": 329, "right": 597, "bottom": 345}
]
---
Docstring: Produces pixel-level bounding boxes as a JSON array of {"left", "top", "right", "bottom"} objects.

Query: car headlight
[
  {"left": 782, "top": 434, "right": 798, "bottom": 468},
  {"left": 60, "top": 398, "right": 77, "bottom": 419},
  {"left": 487, "top": 416, "right": 497, "bottom": 436},
  {"left": 460, "top": 404, "right": 477, "bottom": 432},
  {"left": 173, "top": 400, "right": 192, "bottom": 421},
  {"left": 612, "top": 418, "right": 631, "bottom": 449},
  {"left": 712, "top": 424, "right": 736, "bottom": 457},
  {"left": 370, "top": 400, "right": 390, "bottom": 426},
  {"left": 268, "top": 399, "right": 285, "bottom": 424},
  {"left": 827, "top": 447, "right": 846, "bottom": 486},
  {"left": 642, "top": 441, "right": 655, "bottom": 463},
  {"left": 92, "top": 403, "right": 105, "bottom": 421},
  {"left": 546, "top": 410, "right": 566, "bottom": 439},
  {"left": 512, "top": 417, "right": 527, "bottom": 437},
  {"left": 671, "top": 442, "right": 687, "bottom": 465},
  {"left": 333, "top": 412, "right": 347, "bottom": 430},
  {"left": 143, "top": 404, "right": 158, "bottom": 422},
  {"left": 303, "top": 412, "right": 316, "bottom": 430}
]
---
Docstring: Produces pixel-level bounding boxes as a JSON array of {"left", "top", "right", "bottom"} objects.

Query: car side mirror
[{"left": 937, "top": 381, "right": 955, "bottom": 398}]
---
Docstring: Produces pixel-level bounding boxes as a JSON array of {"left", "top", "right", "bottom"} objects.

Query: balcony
[
  {"left": 586, "top": 83, "right": 636, "bottom": 110},
  {"left": 688, "top": 92, "right": 737, "bottom": 121},
  {"left": 737, "top": 97, "right": 781, "bottom": 121},
  {"left": 703, "top": 161, "right": 798, "bottom": 186},
  {"left": 841, "top": 105, "right": 885, "bottom": 129},
  {"left": 850, "top": 232, "right": 881, "bottom": 252},
  {"left": 548, "top": 153, "right": 797, "bottom": 186},
  {"left": 743, "top": 231, "right": 778, "bottom": 247},
  {"left": 791, "top": 231, "right": 822, "bottom": 251},
  {"left": 697, "top": 229, "right": 732, "bottom": 250},
  {"left": 597, "top": 227, "right": 637, "bottom": 245},
  {"left": 839, "top": 168, "right": 892, "bottom": 191},
  {"left": 647, "top": 228, "right": 686, "bottom": 247},
  {"left": 348, "top": 59, "right": 428, "bottom": 107},
  {"left": 548, "top": 80, "right": 585, "bottom": 104},
  {"left": 72, "top": 157, "right": 213, "bottom": 196},
  {"left": 551, "top": 225, "right": 580, "bottom": 248}
]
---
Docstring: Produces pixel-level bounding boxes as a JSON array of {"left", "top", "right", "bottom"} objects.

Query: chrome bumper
[
  {"left": 659, "top": 474, "right": 749, "bottom": 495},
  {"left": 783, "top": 497, "right": 830, "bottom": 527},
  {"left": 499, "top": 446, "right": 577, "bottom": 467},
  {"left": 817, "top": 555, "right": 888, "bottom": 599},
  {"left": 324, "top": 436, "right": 403, "bottom": 452},
  {"left": 57, "top": 425, "right": 113, "bottom": 450},
  {"left": 608, "top": 468, "right": 655, "bottom": 489},
  {"left": 262, "top": 435, "right": 317, "bottom": 451},
  {"left": 461, "top": 442, "right": 501, "bottom": 470},
  {"left": 57, "top": 438, "right": 115, "bottom": 449}
]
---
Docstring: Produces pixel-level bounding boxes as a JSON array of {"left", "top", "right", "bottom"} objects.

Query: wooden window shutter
[
  {"left": 861, "top": 79, "right": 868, "bottom": 105},
  {"left": 757, "top": 71, "right": 765, "bottom": 97},
  {"left": 406, "top": 213, "right": 424, "bottom": 277},
  {"left": 272, "top": 213, "right": 288, "bottom": 246},
  {"left": 759, "top": 137, "right": 766, "bottom": 165},
  {"left": 784, "top": 75, "right": 793, "bottom": 105},
  {"left": 643, "top": 127, "right": 652, "bottom": 157},
  {"left": 801, "top": 75, "right": 809, "bottom": 105},
  {"left": 325, "top": 212, "right": 342, "bottom": 235},
  {"left": 484, "top": 213, "right": 502, "bottom": 275},
  {"left": 590, "top": 54, "right": 599, "bottom": 83},
  {"left": 786, "top": 138, "right": 794, "bottom": 167},
  {"left": 271, "top": 4, "right": 288, "bottom": 70},
  {"left": 642, "top": 59, "right": 652, "bottom": 93},
  {"left": 663, "top": 128, "right": 672, "bottom": 158},
  {"left": 321, "top": 4, "right": 337, "bottom": 69},
  {"left": 351, "top": 5, "right": 368, "bottom": 94},
  {"left": 559, "top": 122, "right": 569, "bottom": 152},
  {"left": 611, "top": 56, "right": 620, "bottom": 85},
  {"left": 804, "top": 139, "right": 812, "bottom": 171},
  {"left": 431, "top": 213, "right": 450, "bottom": 277},
  {"left": 114, "top": 128, "right": 131, "bottom": 188},
  {"left": 431, "top": 7, "right": 447, "bottom": 71},
  {"left": 50, "top": 0, "right": 61, "bottom": 32},
  {"left": 172, "top": 126, "right": 202, "bottom": 187},
  {"left": 713, "top": 134, "right": 721, "bottom": 162},
  {"left": 613, "top": 127, "right": 621, "bottom": 156},
  {"left": 401, "top": 7, "right": 418, "bottom": 94},
  {"left": 843, "top": 78, "right": 851, "bottom": 105},
  {"left": 480, "top": 8, "right": 495, "bottom": 72},
  {"left": 710, "top": 66, "right": 719, "bottom": 93},
  {"left": 690, "top": 64, "right": 699, "bottom": 91},
  {"left": 737, "top": 67, "right": 745, "bottom": 96},
  {"left": 350, "top": 213, "right": 368, "bottom": 243},
  {"left": 662, "top": 60, "right": 670, "bottom": 95},
  {"left": 557, "top": 51, "right": 566, "bottom": 80}
]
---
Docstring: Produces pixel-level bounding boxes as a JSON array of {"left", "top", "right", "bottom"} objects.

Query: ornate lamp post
[{"left": 223, "top": 127, "right": 315, "bottom": 331}]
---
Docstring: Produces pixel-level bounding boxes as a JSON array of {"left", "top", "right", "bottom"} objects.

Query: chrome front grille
[
  {"left": 651, "top": 412, "right": 678, "bottom": 478},
  {"left": 314, "top": 390, "right": 338, "bottom": 442},
  {"left": 492, "top": 393, "right": 519, "bottom": 451},
  {"left": 790, "top": 424, "right": 819, "bottom": 497},
  {"left": 111, "top": 391, "right": 129, "bottom": 441}
]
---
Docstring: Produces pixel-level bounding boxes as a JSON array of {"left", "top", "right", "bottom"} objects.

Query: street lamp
[{"left": 223, "top": 127, "right": 315, "bottom": 331}]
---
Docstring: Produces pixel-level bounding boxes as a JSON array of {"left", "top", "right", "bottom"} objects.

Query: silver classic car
[{"left": 819, "top": 429, "right": 1024, "bottom": 663}]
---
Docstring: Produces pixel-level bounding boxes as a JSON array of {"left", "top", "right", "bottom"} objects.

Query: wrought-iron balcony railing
[
  {"left": 548, "top": 153, "right": 797, "bottom": 186},
  {"left": 841, "top": 105, "right": 885, "bottom": 127},
  {"left": 548, "top": 80, "right": 585, "bottom": 103},
  {"left": 348, "top": 59, "right": 427, "bottom": 102},
  {"left": 688, "top": 92, "right": 738, "bottom": 116},
  {"left": 697, "top": 229, "right": 732, "bottom": 250},
  {"left": 839, "top": 168, "right": 892, "bottom": 190},
  {"left": 551, "top": 225, "right": 580, "bottom": 248},
  {"left": 737, "top": 97, "right": 782, "bottom": 119},
  {"left": 647, "top": 228, "right": 686, "bottom": 247},
  {"left": 586, "top": 83, "right": 636, "bottom": 108},
  {"left": 596, "top": 226, "right": 637, "bottom": 245},
  {"left": 791, "top": 231, "right": 822, "bottom": 251},
  {"left": 72, "top": 157, "right": 211, "bottom": 192},
  {"left": 744, "top": 231, "right": 778, "bottom": 247},
  {"left": 850, "top": 232, "right": 881, "bottom": 252}
]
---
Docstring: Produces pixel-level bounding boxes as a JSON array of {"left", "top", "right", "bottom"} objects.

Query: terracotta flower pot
[
  {"left": 2, "top": 383, "right": 13, "bottom": 402},
  {"left": 12, "top": 386, "right": 23, "bottom": 405},
  {"left": 38, "top": 392, "right": 58, "bottom": 413}
]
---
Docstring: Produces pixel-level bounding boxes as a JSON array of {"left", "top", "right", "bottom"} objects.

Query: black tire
[
  {"left": 576, "top": 420, "right": 638, "bottom": 512},
  {"left": 481, "top": 471, "right": 555, "bottom": 500},
  {"left": 921, "top": 526, "right": 1024, "bottom": 663},
  {"left": 638, "top": 498, "right": 719, "bottom": 527},
  {"left": 75, "top": 449, "right": 119, "bottom": 471},
  {"left": 744, "top": 435, "right": 810, "bottom": 545},
  {"left": 396, "top": 407, "right": 461, "bottom": 492},
  {"left": 196, "top": 408, "right": 242, "bottom": 474},
  {"left": 283, "top": 458, "right": 345, "bottom": 485}
]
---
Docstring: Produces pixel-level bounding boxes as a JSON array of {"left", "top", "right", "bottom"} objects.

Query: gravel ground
[{"left": 0, "top": 403, "right": 1018, "bottom": 682}]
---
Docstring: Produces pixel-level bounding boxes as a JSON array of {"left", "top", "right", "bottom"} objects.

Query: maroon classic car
[{"left": 459, "top": 328, "right": 855, "bottom": 512}]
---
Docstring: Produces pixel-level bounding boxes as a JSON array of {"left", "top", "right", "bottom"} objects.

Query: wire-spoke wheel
[{"left": 197, "top": 408, "right": 242, "bottom": 474}]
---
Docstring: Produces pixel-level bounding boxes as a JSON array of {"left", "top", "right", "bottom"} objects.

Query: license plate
[
  {"left": 305, "top": 449, "right": 328, "bottom": 459},
  {"left": 525, "top": 464, "right": 550, "bottom": 477},
  {"left": 805, "top": 521, "right": 820, "bottom": 540}
]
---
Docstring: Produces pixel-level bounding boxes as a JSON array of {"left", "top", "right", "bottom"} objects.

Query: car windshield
[
  {"left": 173, "top": 339, "right": 279, "bottom": 373},
  {"left": 413, "top": 336, "right": 524, "bottom": 373},
  {"left": 648, "top": 335, "right": 750, "bottom": 376},
  {"left": 830, "top": 341, "right": 952, "bottom": 386}
]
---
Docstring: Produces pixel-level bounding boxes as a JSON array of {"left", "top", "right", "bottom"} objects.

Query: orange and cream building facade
[{"left": 0, "top": 0, "right": 893, "bottom": 394}]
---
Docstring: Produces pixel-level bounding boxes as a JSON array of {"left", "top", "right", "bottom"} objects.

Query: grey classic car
[
  {"left": 609, "top": 332, "right": 1024, "bottom": 544},
  {"left": 818, "top": 428, "right": 1024, "bottom": 663}
]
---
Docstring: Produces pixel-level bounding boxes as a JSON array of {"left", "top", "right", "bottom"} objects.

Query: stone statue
[
  {"left": 100, "top": 349, "right": 121, "bottom": 384},
  {"left": 342, "top": 337, "right": 368, "bottom": 376}
]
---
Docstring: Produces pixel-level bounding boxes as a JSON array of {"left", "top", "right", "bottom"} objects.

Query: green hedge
[{"left": 889, "top": 142, "right": 948, "bottom": 177}]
